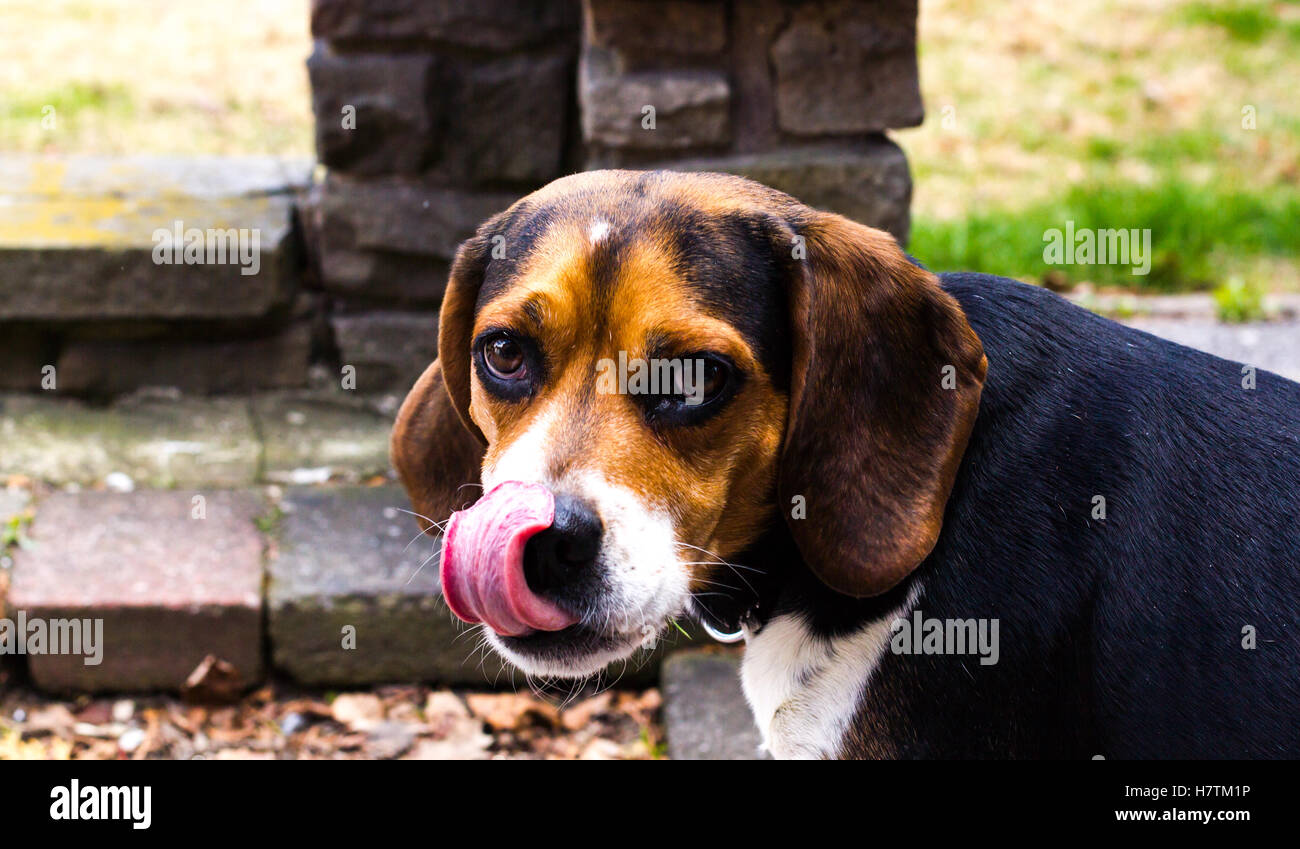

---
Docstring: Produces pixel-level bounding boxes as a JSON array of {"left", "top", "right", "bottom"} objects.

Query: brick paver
[{"left": 7, "top": 489, "right": 265, "bottom": 692}]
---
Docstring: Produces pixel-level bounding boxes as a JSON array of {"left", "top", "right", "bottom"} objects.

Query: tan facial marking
[{"left": 467, "top": 215, "right": 788, "bottom": 592}]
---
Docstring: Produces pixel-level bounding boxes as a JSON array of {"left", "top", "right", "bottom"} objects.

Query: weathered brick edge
[{"left": 1, "top": 485, "right": 695, "bottom": 694}]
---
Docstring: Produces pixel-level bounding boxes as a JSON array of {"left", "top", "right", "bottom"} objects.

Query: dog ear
[
  {"left": 778, "top": 212, "right": 987, "bottom": 597},
  {"left": 391, "top": 360, "right": 485, "bottom": 530},
  {"left": 390, "top": 231, "right": 496, "bottom": 529},
  {"left": 436, "top": 229, "right": 494, "bottom": 444}
]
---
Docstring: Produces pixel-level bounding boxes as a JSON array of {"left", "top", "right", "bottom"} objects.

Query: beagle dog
[{"left": 392, "top": 170, "right": 1300, "bottom": 759}]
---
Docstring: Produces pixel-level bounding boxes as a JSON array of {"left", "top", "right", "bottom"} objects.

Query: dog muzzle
[{"left": 439, "top": 481, "right": 580, "bottom": 637}]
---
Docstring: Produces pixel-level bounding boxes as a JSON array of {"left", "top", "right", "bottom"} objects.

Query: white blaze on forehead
[{"left": 588, "top": 219, "right": 612, "bottom": 244}]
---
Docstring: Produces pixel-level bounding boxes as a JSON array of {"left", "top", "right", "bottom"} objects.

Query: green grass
[
  {"left": 911, "top": 178, "right": 1300, "bottom": 292},
  {"left": 1213, "top": 277, "right": 1268, "bottom": 322},
  {"left": 0, "top": 81, "right": 134, "bottom": 127},
  {"left": 1182, "top": 2, "right": 1300, "bottom": 44}
]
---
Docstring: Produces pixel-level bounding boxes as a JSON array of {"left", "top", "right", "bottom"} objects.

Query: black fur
[{"left": 741, "top": 273, "right": 1300, "bottom": 758}]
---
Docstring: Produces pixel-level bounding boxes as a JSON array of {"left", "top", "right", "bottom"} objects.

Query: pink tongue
[{"left": 440, "top": 481, "right": 580, "bottom": 637}]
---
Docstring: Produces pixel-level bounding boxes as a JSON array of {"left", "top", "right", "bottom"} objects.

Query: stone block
[
  {"left": 252, "top": 394, "right": 394, "bottom": 485},
  {"left": 312, "top": 0, "right": 579, "bottom": 51},
  {"left": 308, "top": 46, "right": 436, "bottom": 177},
  {"left": 331, "top": 311, "right": 438, "bottom": 394},
  {"left": 267, "top": 486, "right": 509, "bottom": 685},
  {"left": 317, "top": 173, "right": 516, "bottom": 261},
  {"left": 7, "top": 490, "right": 266, "bottom": 692},
  {"left": 584, "top": 0, "right": 727, "bottom": 59},
  {"left": 580, "top": 45, "right": 729, "bottom": 150},
  {"left": 442, "top": 53, "right": 571, "bottom": 186},
  {"left": 770, "top": 0, "right": 923, "bottom": 134},
  {"left": 668, "top": 139, "right": 913, "bottom": 242},
  {"left": 55, "top": 322, "right": 312, "bottom": 396},
  {"left": 662, "top": 648, "right": 764, "bottom": 760},
  {"left": 0, "top": 394, "right": 260, "bottom": 488},
  {"left": 0, "top": 156, "right": 305, "bottom": 322}
]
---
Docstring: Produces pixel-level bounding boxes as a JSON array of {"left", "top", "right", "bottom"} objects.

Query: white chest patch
[{"left": 740, "top": 582, "right": 921, "bottom": 759}]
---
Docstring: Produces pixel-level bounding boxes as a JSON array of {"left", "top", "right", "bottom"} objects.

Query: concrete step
[
  {"left": 0, "top": 155, "right": 316, "bottom": 395},
  {"left": 0, "top": 391, "right": 392, "bottom": 488},
  {"left": 0, "top": 155, "right": 310, "bottom": 323}
]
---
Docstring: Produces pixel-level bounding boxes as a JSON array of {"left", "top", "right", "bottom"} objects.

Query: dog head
[{"left": 392, "top": 170, "right": 986, "bottom": 678}]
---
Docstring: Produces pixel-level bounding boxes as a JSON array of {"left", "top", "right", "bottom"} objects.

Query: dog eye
[
  {"left": 700, "top": 358, "right": 727, "bottom": 400},
  {"left": 482, "top": 334, "right": 527, "bottom": 380},
  {"left": 644, "top": 354, "right": 738, "bottom": 426}
]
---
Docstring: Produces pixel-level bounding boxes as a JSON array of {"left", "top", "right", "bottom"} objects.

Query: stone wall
[
  {"left": 305, "top": 0, "right": 584, "bottom": 395},
  {"left": 579, "top": 0, "right": 919, "bottom": 239},
  {"left": 307, "top": 0, "right": 921, "bottom": 396}
]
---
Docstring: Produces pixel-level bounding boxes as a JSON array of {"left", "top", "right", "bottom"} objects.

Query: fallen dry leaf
[
  {"left": 424, "top": 691, "right": 470, "bottom": 720},
  {"left": 181, "top": 655, "right": 244, "bottom": 705},
  {"left": 330, "top": 693, "right": 384, "bottom": 731},
  {"left": 465, "top": 693, "right": 559, "bottom": 731},
  {"left": 561, "top": 692, "right": 613, "bottom": 732},
  {"left": 22, "top": 704, "right": 77, "bottom": 734}
]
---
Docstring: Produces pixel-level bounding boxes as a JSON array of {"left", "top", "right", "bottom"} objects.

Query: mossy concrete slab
[
  {"left": 0, "top": 155, "right": 307, "bottom": 321},
  {"left": 0, "top": 394, "right": 259, "bottom": 487},
  {"left": 253, "top": 393, "right": 394, "bottom": 484}
]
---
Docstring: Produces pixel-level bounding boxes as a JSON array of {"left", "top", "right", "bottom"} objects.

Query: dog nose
[{"left": 522, "top": 494, "right": 603, "bottom": 597}]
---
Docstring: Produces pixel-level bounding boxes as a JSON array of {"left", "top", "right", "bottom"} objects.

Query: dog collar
[
  {"left": 700, "top": 617, "right": 747, "bottom": 644},
  {"left": 697, "top": 604, "right": 761, "bottom": 644}
]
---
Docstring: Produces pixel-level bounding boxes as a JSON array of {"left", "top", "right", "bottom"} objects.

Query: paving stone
[
  {"left": 580, "top": 44, "right": 730, "bottom": 150},
  {"left": 667, "top": 140, "right": 913, "bottom": 242},
  {"left": 585, "top": 0, "right": 728, "bottom": 60},
  {"left": 312, "top": 0, "right": 579, "bottom": 51},
  {"left": 1121, "top": 319, "right": 1300, "bottom": 383},
  {"left": 0, "top": 156, "right": 306, "bottom": 322},
  {"left": 56, "top": 322, "right": 312, "bottom": 396},
  {"left": 331, "top": 311, "right": 438, "bottom": 395},
  {"left": 770, "top": 0, "right": 922, "bottom": 134},
  {"left": 267, "top": 485, "right": 510, "bottom": 685},
  {"left": 252, "top": 394, "right": 394, "bottom": 485},
  {"left": 7, "top": 490, "right": 266, "bottom": 692},
  {"left": 0, "top": 394, "right": 259, "bottom": 488},
  {"left": 662, "top": 648, "right": 763, "bottom": 760},
  {"left": 0, "top": 490, "right": 26, "bottom": 624}
]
